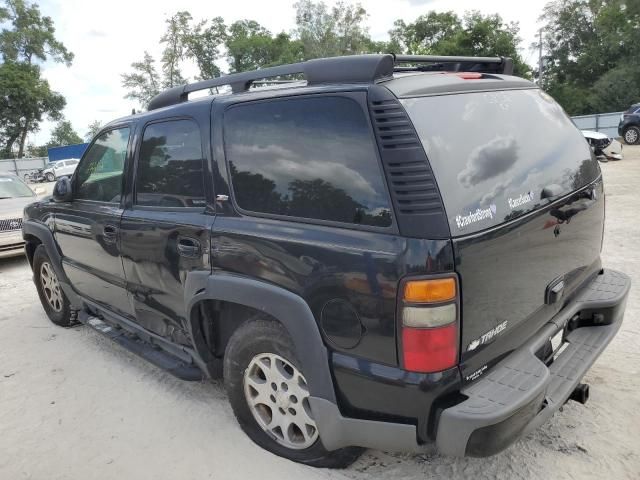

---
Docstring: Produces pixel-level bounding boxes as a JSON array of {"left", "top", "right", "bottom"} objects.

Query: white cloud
[{"left": 32, "top": 0, "right": 547, "bottom": 145}]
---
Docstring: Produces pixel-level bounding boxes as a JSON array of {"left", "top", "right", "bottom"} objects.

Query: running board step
[{"left": 82, "top": 315, "right": 203, "bottom": 381}]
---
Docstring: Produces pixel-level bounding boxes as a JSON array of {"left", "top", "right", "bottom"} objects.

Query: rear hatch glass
[
  {"left": 402, "top": 88, "right": 599, "bottom": 236},
  {"left": 402, "top": 88, "right": 603, "bottom": 379}
]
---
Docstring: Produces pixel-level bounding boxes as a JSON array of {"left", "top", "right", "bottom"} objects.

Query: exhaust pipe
[{"left": 569, "top": 383, "right": 590, "bottom": 404}]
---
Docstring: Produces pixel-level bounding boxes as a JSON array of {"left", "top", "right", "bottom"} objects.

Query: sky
[{"left": 31, "top": 0, "right": 549, "bottom": 145}]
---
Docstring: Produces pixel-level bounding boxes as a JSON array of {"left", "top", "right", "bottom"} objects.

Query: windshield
[
  {"left": 0, "top": 176, "right": 35, "bottom": 199},
  {"left": 402, "top": 88, "right": 599, "bottom": 236}
]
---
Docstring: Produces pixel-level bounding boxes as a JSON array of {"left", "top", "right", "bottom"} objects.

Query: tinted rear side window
[
  {"left": 224, "top": 96, "right": 392, "bottom": 227},
  {"left": 136, "top": 120, "right": 205, "bottom": 208},
  {"left": 402, "top": 89, "right": 599, "bottom": 235}
]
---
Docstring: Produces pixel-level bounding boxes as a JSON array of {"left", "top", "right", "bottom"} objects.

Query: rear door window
[
  {"left": 135, "top": 119, "right": 205, "bottom": 208},
  {"left": 402, "top": 89, "right": 599, "bottom": 235},
  {"left": 223, "top": 96, "right": 392, "bottom": 227}
]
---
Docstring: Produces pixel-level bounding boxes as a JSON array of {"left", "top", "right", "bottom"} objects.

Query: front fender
[{"left": 22, "top": 218, "right": 81, "bottom": 308}]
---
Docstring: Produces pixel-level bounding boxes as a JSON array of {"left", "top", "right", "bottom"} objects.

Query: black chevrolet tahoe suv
[{"left": 22, "top": 54, "right": 630, "bottom": 468}]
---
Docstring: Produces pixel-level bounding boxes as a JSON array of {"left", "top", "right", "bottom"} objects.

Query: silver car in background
[{"left": 0, "top": 173, "right": 44, "bottom": 258}]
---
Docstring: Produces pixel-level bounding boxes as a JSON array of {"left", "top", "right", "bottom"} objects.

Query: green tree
[
  {"left": 184, "top": 16, "right": 226, "bottom": 80},
  {"left": 85, "top": 120, "right": 103, "bottom": 142},
  {"left": 0, "top": 0, "right": 71, "bottom": 157},
  {"left": 160, "top": 11, "right": 191, "bottom": 88},
  {"left": 121, "top": 52, "right": 161, "bottom": 108},
  {"left": 389, "top": 11, "right": 461, "bottom": 54},
  {"left": 47, "top": 119, "right": 82, "bottom": 147},
  {"left": 0, "top": 0, "right": 72, "bottom": 64},
  {"left": 122, "top": 14, "right": 229, "bottom": 108},
  {"left": 587, "top": 64, "right": 640, "bottom": 114},
  {"left": 294, "top": 0, "right": 373, "bottom": 58},
  {"left": 25, "top": 143, "right": 47, "bottom": 157},
  {"left": 225, "top": 20, "right": 303, "bottom": 72},
  {"left": 389, "top": 11, "right": 529, "bottom": 77},
  {"left": 540, "top": 0, "right": 640, "bottom": 114},
  {"left": 0, "top": 61, "right": 65, "bottom": 158}
]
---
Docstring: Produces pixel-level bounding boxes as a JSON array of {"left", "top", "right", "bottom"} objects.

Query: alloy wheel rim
[
  {"left": 626, "top": 129, "right": 638, "bottom": 144},
  {"left": 40, "top": 262, "right": 63, "bottom": 312},
  {"left": 243, "top": 352, "right": 318, "bottom": 450}
]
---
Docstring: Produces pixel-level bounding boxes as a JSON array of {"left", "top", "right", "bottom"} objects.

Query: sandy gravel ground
[{"left": 1, "top": 149, "right": 639, "bottom": 480}]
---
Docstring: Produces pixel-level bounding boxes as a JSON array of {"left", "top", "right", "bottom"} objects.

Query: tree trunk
[
  {"left": 1, "top": 130, "right": 21, "bottom": 159},
  {"left": 17, "top": 120, "right": 29, "bottom": 158}
]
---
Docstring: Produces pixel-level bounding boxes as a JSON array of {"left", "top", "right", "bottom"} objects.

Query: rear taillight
[{"left": 399, "top": 276, "right": 459, "bottom": 373}]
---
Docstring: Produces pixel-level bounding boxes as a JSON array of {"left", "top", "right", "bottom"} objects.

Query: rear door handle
[
  {"left": 177, "top": 237, "right": 201, "bottom": 258},
  {"left": 103, "top": 224, "right": 118, "bottom": 244}
]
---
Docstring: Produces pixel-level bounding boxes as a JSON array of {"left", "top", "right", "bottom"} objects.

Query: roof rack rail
[
  {"left": 393, "top": 54, "right": 513, "bottom": 75},
  {"left": 147, "top": 53, "right": 514, "bottom": 111},
  {"left": 147, "top": 54, "right": 395, "bottom": 110}
]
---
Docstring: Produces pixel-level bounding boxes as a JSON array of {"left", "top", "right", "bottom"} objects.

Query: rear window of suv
[
  {"left": 224, "top": 96, "right": 393, "bottom": 228},
  {"left": 402, "top": 89, "right": 599, "bottom": 235}
]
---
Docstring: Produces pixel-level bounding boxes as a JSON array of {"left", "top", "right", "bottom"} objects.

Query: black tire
[
  {"left": 623, "top": 126, "right": 640, "bottom": 145},
  {"left": 224, "top": 318, "right": 363, "bottom": 468},
  {"left": 33, "top": 245, "right": 77, "bottom": 327},
  {"left": 45, "top": 172, "right": 55, "bottom": 182}
]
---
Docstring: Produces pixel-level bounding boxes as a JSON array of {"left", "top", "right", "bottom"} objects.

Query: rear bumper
[
  {"left": 313, "top": 269, "right": 630, "bottom": 455},
  {"left": 436, "top": 269, "right": 630, "bottom": 456}
]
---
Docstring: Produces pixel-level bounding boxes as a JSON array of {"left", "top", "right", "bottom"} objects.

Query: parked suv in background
[
  {"left": 22, "top": 54, "right": 630, "bottom": 468},
  {"left": 42, "top": 158, "right": 79, "bottom": 182},
  {"left": 618, "top": 103, "right": 640, "bottom": 144}
]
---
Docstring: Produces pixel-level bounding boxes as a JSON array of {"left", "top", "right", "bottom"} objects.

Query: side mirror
[{"left": 52, "top": 177, "right": 73, "bottom": 203}]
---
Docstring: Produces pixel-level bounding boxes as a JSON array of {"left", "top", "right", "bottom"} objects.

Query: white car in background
[
  {"left": 42, "top": 158, "right": 79, "bottom": 182},
  {"left": 581, "top": 130, "right": 623, "bottom": 162}
]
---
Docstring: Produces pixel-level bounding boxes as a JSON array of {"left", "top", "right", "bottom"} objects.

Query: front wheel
[
  {"left": 45, "top": 172, "right": 55, "bottom": 182},
  {"left": 33, "top": 245, "right": 77, "bottom": 327},
  {"left": 224, "top": 318, "right": 363, "bottom": 468},
  {"left": 623, "top": 126, "right": 640, "bottom": 145}
]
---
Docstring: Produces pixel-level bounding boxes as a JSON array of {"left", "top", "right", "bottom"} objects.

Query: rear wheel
[
  {"left": 623, "top": 126, "right": 640, "bottom": 145},
  {"left": 224, "top": 318, "right": 363, "bottom": 468},
  {"left": 33, "top": 245, "right": 77, "bottom": 327}
]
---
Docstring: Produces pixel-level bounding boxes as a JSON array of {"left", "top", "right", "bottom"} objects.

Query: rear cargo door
[{"left": 402, "top": 88, "right": 603, "bottom": 380}]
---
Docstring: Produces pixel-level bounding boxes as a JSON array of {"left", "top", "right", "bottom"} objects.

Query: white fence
[
  {"left": 571, "top": 112, "right": 623, "bottom": 138},
  {"left": 0, "top": 157, "right": 48, "bottom": 179}
]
